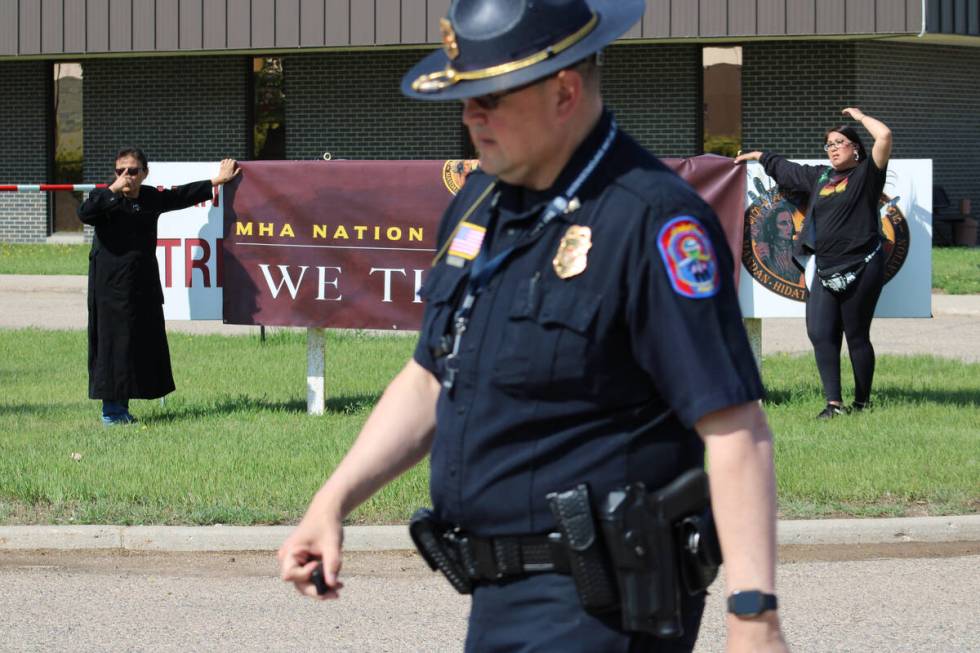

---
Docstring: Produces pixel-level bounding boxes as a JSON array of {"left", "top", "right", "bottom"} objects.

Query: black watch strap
[{"left": 727, "top": 590, "right": 778, "bottom": 617}]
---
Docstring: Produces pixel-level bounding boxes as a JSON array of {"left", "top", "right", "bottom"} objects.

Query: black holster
[{"left": 598, "top": 469, "right": 721, "bottom": 639}]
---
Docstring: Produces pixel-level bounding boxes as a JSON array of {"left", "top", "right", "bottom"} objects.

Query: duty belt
[
  {"left": 409, "top": 509, "right": 570, "bottom": 593},
  {"left": 408, "top": 469, "right": 723, "bottom": 640}
]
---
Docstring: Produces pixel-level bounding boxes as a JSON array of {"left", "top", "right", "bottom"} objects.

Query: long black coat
[{"left": 78, "top": 181, "right": 213, "bottom": 400}]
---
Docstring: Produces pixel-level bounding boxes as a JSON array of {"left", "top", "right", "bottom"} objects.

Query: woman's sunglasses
[{"left": 115, "top": 167, "right": 143, "bottom": 176}]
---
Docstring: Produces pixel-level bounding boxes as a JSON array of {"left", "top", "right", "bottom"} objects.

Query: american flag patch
[{"left": 447, "top": 221, "right": 486, "bottom": 262}]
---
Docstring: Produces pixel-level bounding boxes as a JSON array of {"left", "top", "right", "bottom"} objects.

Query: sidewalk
[
  {"left": 1, "top": 516, "right": 978, "bottom": 552},
  {"left": 1, "top": 274, "right": 978, "bottom": 360}
]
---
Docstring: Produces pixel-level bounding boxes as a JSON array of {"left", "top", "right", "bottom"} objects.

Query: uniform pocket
[
  {"left": 418, "top": 265, "right": 469, "bottom": 367},
  {"left": 491, "top": 279, "right": 601, "bottom": 397}
]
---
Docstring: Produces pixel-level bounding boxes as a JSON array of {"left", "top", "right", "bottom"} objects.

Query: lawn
[
  {"left": 2, "top": 243, "right": 976, "bottom": 293},
  {"left": 1, "top": 329, "right": 976, "bottom": 525}
]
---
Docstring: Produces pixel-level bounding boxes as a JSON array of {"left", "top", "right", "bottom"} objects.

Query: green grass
[
  {"left": 2, "top": 242, "right": 977, "bottom": 293},
  {"left": 0, "top": 243, "right": 89, "bottom": 275},
  {"left": 761, "top": 354, "right": 979, "bottom": 518},
  {"left": 0, "top": 328, "right": 424, "bottom": 526},
  {"left": 931, "top": 246, "right": 980, "bottom": 294},
  {"left": 1, "top": 329, "right": 977, "bottom": 524}
]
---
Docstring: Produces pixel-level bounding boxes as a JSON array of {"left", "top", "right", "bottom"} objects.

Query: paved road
[
  {"left": 0, "top": 274, "right": 978, "bottom": 361},
  {"left": 0, "top": 547, "right": 977, "bottom": 652}
]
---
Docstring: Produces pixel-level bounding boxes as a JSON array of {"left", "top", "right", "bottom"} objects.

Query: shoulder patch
[{"left": 656, "top": 216, "right": 720, "bottom": 299}]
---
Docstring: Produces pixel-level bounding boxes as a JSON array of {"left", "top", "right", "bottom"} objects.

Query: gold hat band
[{"left": 412, "top": 13, "right": 599, "bottom": 93}]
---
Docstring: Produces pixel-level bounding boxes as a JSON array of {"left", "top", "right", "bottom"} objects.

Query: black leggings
[{"left": 806, "top": 252, "right": 886, "bottom": 404}]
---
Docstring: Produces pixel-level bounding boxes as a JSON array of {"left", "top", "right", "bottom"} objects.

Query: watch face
[{"left": 729, "top": 591, "right": 768, "bottom": 616}]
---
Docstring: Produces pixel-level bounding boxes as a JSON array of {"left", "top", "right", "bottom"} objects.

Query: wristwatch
[{"left": 727, "top": 590, "right": 778, "bottom": 617}]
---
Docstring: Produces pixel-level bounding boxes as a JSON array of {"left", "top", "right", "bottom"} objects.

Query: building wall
[
  {"left": 743, "top": 40, "right": 979, "bottom": 238},
  {"left": 284, "top": 49, "right": 467, "bottom": 160},
  {"left": 82, "top": 56, "right": 250, "bottom": 182},
  {"left": 283, "top": 44, "right": 703, "bottom": 161},
  {"left": 742, "top": 41, "right": 858, "bottom": 158},
  {"left": 3, "top": 42, "right": 978, "bottom": 245},
  {"left": 0, "top": 61, "right": 49, "bottom": 242},
  {"left": 854, "top": 42, "right": 980, "bottom": 219},
  {"left": 602, "top": 44, "right": 702, "bottom": 158}
]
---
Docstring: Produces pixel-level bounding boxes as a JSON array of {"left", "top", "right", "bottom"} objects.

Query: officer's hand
[
  {"left": 277, "top": 512, "right": 345, "bottom": 601},
  {"left": 727, "top": 613, "right": 789, "bottom": 653},
  {"left": 733, "top": 151, "right": 762, "bottom": 164}
]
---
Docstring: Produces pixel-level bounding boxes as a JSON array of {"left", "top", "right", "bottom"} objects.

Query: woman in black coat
[
  {"left": 736, "top": 108, "right": 893, "bottom": 419},
  {"left": 78, "top": 147, "right": 240, "bottom": 425}
]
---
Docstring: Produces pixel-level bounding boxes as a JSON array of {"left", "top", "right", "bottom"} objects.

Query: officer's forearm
[
  {"left": 697, "top": 401, "right": 778, "bottom": 594},
  {"left": 314, "top": 359, "right": 440, "bottom": 520}
]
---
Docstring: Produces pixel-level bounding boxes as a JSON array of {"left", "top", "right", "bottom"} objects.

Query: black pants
[
  {"left": 465, "top": 573, "right": 705, "bottom": 652},
  {"left": 806, "top": 252, "right": 886, "bottom": 404}
]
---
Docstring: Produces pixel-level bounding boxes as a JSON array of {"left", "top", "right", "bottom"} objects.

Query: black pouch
[
  {"left": 408, "top": 508, "right": 473, "bottom": 594},
  {"left": 817, "top": 260, "right": 866, "bottom": 293},
  {"left": 546, "top": 484, "right": 619, "bottom": 612},
  {"left": 817, "top": 245, "right": 880, "bottom": 294}
]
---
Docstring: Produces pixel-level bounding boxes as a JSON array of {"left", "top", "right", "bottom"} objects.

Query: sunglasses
[
  {"left": 823, "top": 139, "right": 852, "bottom": 152},
  {"left": 115, "top": 167, "right": 143, "bottom": 176},
  {"left": 468, "top": 73, "right": 560, "bottom": 111}
]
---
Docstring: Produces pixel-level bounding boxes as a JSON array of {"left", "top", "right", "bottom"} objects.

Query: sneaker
[
  {"left": 102, "top": 413, "right": 136, "bottom": 426},
  {"left": 816, "top": 403, "right": 849, "bottom": 420},
  {"left": 851, "top": 400, "right": 871, "bottom": 412}
]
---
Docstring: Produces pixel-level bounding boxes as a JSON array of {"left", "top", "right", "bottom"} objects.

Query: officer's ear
[{"left": 554, "top": 68, "right": 585, "bottom": 120}]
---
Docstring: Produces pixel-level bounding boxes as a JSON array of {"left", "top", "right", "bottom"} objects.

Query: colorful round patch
[{"left": 657, "top": 216, "right": 719, "bottom": 299}]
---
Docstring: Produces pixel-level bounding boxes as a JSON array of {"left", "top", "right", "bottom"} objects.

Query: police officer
[{"left": 279, "top": 1, "right": 787, "bottom": 650}]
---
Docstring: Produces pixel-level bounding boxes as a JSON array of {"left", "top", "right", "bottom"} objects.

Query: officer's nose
[{"left": 461, "top": 99, "right": 488, "bottom": 126}]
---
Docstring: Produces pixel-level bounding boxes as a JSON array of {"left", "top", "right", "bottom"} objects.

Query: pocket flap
[
  {"left": 419, "top": 266, "right": 467, "bottom": 304},
  {"left": 538, "top": 289, "right": 601, "bottom": 334}
]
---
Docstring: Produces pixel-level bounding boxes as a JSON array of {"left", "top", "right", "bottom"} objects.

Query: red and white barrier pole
[{"left": 0, "top": 184, "right": 107, "bottom": 192}]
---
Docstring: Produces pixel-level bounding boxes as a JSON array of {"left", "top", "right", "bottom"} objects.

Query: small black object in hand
[{"left": 310, "top": 562, "right": 329, "bottom": 596}]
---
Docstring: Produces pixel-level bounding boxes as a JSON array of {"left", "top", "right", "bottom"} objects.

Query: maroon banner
[{"left": 223, "top": 157, "right": 744, "bottom": 329}]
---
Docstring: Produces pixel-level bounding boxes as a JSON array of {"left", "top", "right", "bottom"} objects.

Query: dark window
[
  {"left": 702, "top": 47, "right": 741, "bottom": 157},
  {"left": 253, "top": 57, "right": 286, "bottom": 160},
  {"left": 52, "top": 62, "right": 84, "bottom": 233}
]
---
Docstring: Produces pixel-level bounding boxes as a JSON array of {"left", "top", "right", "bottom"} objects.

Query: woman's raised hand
[
  {"left": 211, "top": 159, "right": 241, "bottom": 186},
  {"left": 734, "top": 151, "right": 762, "bottom": 164}
]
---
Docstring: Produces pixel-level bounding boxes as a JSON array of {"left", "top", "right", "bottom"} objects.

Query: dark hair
[
  {"left": 115, "top": 146, "right": 148, "bottom": 171},
  {"left": 763, "top": 202, "right": 796, "bottom": 243},
  {"left": 824, "top": 125, "right": 867, "bottom": 163}
]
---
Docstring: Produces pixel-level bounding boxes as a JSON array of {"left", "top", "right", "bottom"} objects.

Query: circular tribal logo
[
  {"left": 442, "top": 160, "right": 480, "bottom": 195},
  {"left": 742, "top": 175, "right": 910, "bottom": 302}
]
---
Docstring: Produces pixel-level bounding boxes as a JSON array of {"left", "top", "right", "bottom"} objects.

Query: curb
[{"left": 1, "top": 516, "right": 978, "bottom": 553}]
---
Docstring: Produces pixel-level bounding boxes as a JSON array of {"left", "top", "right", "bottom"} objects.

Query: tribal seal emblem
[{"left": 442, "top": 160, "right": 480, "bottom": 195}]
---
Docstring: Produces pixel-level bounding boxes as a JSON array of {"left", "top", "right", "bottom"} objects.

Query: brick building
[{"left": 1, "top": 0, "right": 978, "bottom": 243}]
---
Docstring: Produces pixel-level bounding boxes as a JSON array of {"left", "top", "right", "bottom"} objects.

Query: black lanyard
[{"left": 441, "top": 118, "right": 618, "bottom": 392}]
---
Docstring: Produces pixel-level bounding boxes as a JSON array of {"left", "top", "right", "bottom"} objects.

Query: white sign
[
  {"left": 737, "top": 159, "right": 932, "bottom": 318},
  {"left": 147, "top": 162, "right": 224, "bottom": 320}
]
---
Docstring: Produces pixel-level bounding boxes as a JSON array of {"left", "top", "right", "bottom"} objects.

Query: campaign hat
[{"left": 401, "top": 0, "right": 644, "bottom": 101}]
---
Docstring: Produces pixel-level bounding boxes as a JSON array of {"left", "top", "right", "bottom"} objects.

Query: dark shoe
[
  {"left": 102, "top": 413, "right": 136, "bottom": 426},
  {"left": 850, "top": 400, "right": 871, "bottom": 412},
  {"left": 816, "top": 403, "right": 849, "bottom": 420}
]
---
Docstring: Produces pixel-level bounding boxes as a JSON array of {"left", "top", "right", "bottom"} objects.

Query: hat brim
[{"left": 400, "top": 0, "right": 645, "bottom": 101}]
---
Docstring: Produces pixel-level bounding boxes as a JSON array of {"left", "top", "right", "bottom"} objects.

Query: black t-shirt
[{"left": 810, "top": 157, "right": 887, "bottom": 269}]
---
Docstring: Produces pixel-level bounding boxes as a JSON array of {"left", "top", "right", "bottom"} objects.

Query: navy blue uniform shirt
[{"left": 414, "top": 111, "right": 763, "bottom": 536}]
